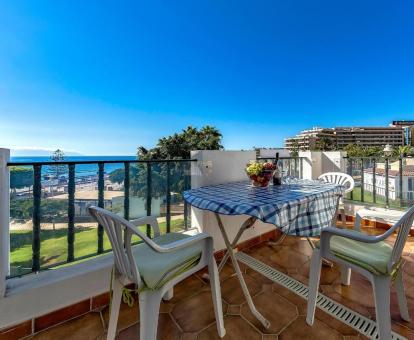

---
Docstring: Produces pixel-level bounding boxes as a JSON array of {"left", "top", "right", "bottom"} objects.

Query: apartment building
[
  {"left": 284, "top": 127, "right": 335, "bottom": 150},
  {"left": 285, "top": 124, "right": 405, "bottom": 150},
  {"left": 390, "top": 120, "right": 414, "bottom": 146},
  {"left": 334, "top": 126, "right": 405, "bottom": 148}
]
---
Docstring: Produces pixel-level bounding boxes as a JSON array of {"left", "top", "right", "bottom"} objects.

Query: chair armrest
[
  {"left": 130, "top": 216, "right": 161, "bottom": 237},
  {"left": 154, "top": 233, "right": 212, "bottom": 253},
  {"left": 125, "top": 226, "right": 211, "bottom": 254},
  {"left": 321, "top": 226, "right": 386, "bottom": 243}
]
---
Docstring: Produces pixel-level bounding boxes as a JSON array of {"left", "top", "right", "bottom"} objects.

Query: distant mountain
[{"left": 10, "top": 148, "right": 83, "bottom": 157}]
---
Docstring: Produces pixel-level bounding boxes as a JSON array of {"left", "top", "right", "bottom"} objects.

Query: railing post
[
  {"left": 360, "top": 158, "right": 364, "bottom": 202},
  {"left": 184, "top": 162, "right": 190, "bottom": 230},
  {"left": 123, "top": 162, "right": 130, "bottom": 220},
  {"left": 372, "top": 159, "right": 376, "bottom": 204},
  {"left": 0, "top": 149, "right": 10, "bottom": 297},
  {"left": 97, "top": 163, "right": 104, "bottom": 254},
  {"left": 146, "top": 162, "right": 152, "bottom": 237},
  {"left": 280, "top": 160, "right": 284, "bottom": 177},
  {"left": 166, "top": 162, "right": 171, "bottom": 233},
  {"left": 399, "top": 157, "right": 403, "bottom": 206},
  {"left": 299, "top": 157, "right": 303, "bottom": 179},
  {"left": 294, "top": 158, "right": 298, "bottom": 177},
  {"left": 32, "top": 165, "right": 42, "bottom": 272},
  {"left": 348, "top": 158, "right": 353, "bottom": 200},
  {"left": 385, "top": 158, "right": 389, "bottom": 208},
  {"left": 67, "top": 164, "right": 75, "bottom": 262}
]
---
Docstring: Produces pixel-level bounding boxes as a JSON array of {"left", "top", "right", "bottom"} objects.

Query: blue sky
[{"left": 1, "top": 0, "right": 413, "bottom": 155}]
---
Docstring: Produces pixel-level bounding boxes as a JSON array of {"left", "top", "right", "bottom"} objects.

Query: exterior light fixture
[{"left": 383, "top": 144, "right": 393, "bottom": 157}]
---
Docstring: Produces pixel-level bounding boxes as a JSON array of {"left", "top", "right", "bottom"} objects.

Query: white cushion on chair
[{"left": 133, "top": 232, "right": 202, "bottom": 290}]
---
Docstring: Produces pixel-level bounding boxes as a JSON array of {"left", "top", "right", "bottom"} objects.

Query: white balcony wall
[
  {"left": 321, "top": 151, "right": 347, "bottom": 173},
  {"left": 299, "top": 151, "right": 347, "bottom": 180},
  {"left": 0, "top": 149, "right": 10, "bottom": 298},
  {"left": 190, "top": 150, "right": 275, "bottom": 251},
  {"left": 258, "top": 148, "right": 291, "bottom": 158},
  {"left": 299, "top": 151, "right": 321, "bottom": 179}
]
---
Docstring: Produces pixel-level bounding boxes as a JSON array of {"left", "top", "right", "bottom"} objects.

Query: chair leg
[
  {"left": 340, "top": 207, "right": 346, "bottom": 227},
  {"left": 139, "top": 290, "right": 162, "bottom": 340},
  {"left": 354, "top": 212, "right": 362, "bottom": 232},
  {"left": 372, "top": 276, "right": 392, "bottom": 340},
  {"left": 395, "top": 269, "right": 411, "bottom": 322},
  {"left": 306, "top": 249, "right": 322, "bottom": 326},
  {"left": 163, "top": 287, "right": 174, "bottom": 301},
  {"left": 340, "top": 265, "right": 351, "bottom": 286},
  {"left": 107, "top": 276, "right": 123, "bottom": 340},
  {"left": 208, "top": 255, "right": 226, "bottom": 338}
]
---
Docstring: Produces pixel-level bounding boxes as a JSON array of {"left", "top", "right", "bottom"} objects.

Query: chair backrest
[
  {"left": 388, "top": 205, "right": 414, "bottom": 271},
  {"left": 318, "top": 172, "right": 355, "bottom": 194},
  {"left": 88, "top": 206, "right": 145, "bottom": 285}
]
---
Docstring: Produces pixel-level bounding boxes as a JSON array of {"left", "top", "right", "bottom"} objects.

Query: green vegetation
[
  {"left": 10, "top": 167, "right": 33, "bottom": 193},
  {"left": 11, "top": 198, "right": 67, "bottom": 221},
  {"left": 395, "top": 145, "right": 414, "bottom": 157},
  {"left": 346, "top": 187, "right": 406, "bottom": 210},
  {"left": 344, "top": 144, "right": 414, "bottom": 158},
  {"left": 10, "top": 218, "right": 185, "bottom": 276},
  {"left": 138, "top": 125, "right": 223, "bottom": 160},
  {"left": 344, "top": 144, "right": 384, "bottom": 158},
  {"left": 289, "top": 140, "right": 300, "bottom": 157},
  {"left": 110, "top": 125, "right": 223, "bottom": 200},
  {"left": 311, "top": 136, "right": 337, "bottom": 151}
]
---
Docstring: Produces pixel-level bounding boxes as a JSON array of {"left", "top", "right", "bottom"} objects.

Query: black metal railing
[
  {"left": 344, "top": 156, "right": 413, "bottom": 209},
  {"left": 256, "top": 156, "right": 305, "bottom": 179},
  {"left": 7, "top": 158, "right": 195, "bottom": 277}
]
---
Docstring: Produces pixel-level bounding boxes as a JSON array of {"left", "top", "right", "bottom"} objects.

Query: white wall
[
  {"left": 321, "top": 151, "right": 347, "bottom": 173},
  {"left": 299, "top": 151, "right": 321, "bottom": 179},
  {"left": 259, "top": 148, "right": 290, "bottom": 158},
  {"left": 0, "top": 149, "right": 10, "bottom": 298},
  {"left": 190, "top": 150, "right": 275, "bottom": 251},
  {"left": 299, "top": 151, "right": 347, "bottom": 180}
]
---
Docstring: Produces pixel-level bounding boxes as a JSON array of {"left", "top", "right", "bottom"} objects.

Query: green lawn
[
  {"left": 346, "top": 187, "right": 407, "bottom": 210},
  {"left": 10, "top": 218, "right": 185, "bottom": 277}
]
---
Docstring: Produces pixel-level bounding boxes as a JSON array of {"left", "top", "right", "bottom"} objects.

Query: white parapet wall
[
  {"left": 190, "top": 150, "right": 275, "bottom": 251},
  {"left": 299, "top": 151, "right": 347, "bottom": 180},
  {"left": 0, "top": 149, "right": 10, "bottom": 298},
  {"left": 258, "top": 148, "right": 291, "bottom": 158}
]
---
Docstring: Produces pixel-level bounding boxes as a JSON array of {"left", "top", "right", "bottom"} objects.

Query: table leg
[
  {"left": 214, "top": 213, "right": 270, "bottom": 329},
  {"left": 217, "top": 216, "right": 256, "bottom": 272}
]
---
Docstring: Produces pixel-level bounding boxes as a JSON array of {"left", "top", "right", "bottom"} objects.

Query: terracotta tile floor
[{"left": 31, "top": 225, "right": 414, "bottom": 339}]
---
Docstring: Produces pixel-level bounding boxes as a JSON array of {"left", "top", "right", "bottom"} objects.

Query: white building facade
[{"left": 363, "top": 161, "right": 414, "bottom": 201}]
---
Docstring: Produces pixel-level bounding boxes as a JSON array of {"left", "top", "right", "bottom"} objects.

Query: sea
[{"left": 10, "top": 156, "right": 137, "bottom": 177}]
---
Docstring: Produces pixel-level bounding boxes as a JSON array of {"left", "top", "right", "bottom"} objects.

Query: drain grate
[{"left": 235, "top": 251, "right": 406, "bottom": 340}]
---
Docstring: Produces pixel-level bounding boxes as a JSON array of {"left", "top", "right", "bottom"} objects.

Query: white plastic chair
[
  {"left": 318, "top": 172, "right": 355, "bottom": 226},
  {"left": 354, "top": 206, "right": 408, "bottom": 232},
  {"left": 89, "top": 206, "right": 225, "bottom": 340},
  {"left": 307, "top": 205, "right": 414, "bottom": 339}
]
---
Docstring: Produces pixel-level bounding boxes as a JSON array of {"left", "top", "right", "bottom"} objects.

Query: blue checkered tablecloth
[{"left": 183, "top": 180, "right": 343, "bottom": 237}]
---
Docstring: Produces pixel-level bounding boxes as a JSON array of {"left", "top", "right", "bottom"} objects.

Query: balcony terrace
[
  {"left": 1, "top": 149, "right": 414, "bottom": 339},
  {"left": 3, "top": 224, "right": 414, "bottom": 339}
]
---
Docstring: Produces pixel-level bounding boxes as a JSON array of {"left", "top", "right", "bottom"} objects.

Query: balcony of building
[{"left": 0, "top": 148, "right": 413, "bottom": 339}]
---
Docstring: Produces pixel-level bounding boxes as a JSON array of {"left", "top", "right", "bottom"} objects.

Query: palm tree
[{"left": 396, "top": 145, "right": 413, "bottom": 157}]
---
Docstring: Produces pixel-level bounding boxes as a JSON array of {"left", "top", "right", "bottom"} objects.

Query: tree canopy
[
  {"left": 10, "top": 167, "right": 33, "bottom": 190},
  {"left": 109, "top": 126, "right": 223, "bottom": 201},
  {"left": 138, "top": 125, "right": 223, "bottom": 160},
  {"left": 344, "top": 144, "right": 383, "bottom": 158},
  {"left": 311, "top": 137, "right": 337, "bottom": 151},
  {"left": 395, "top": 145, "right": 414, "bottom": 157}
]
